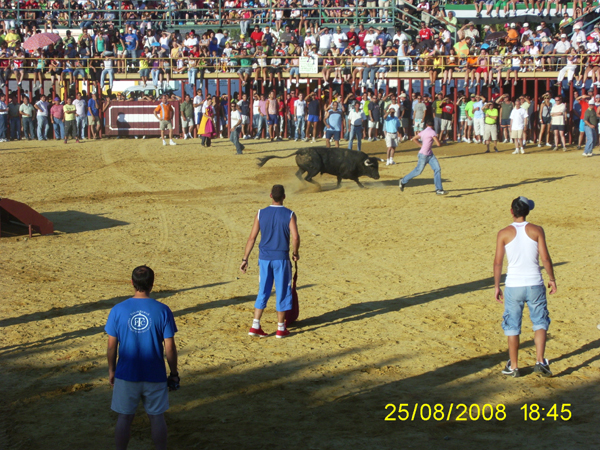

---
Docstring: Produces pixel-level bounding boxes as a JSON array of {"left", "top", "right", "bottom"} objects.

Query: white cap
[
  {"left": 536, "top": 26, "right": 542, "bottom": 30},
  {"left": 484, "top": 25, "right": 490, "bottom": 29},
  {"left": 561, "top": 34, "right": 567, "bottom": 38},
  {"left": 590, "top": 100, "right": 596, "bottom": 105},
  {"left": 523, "top": 22, "right": 529, "bottom": 27},
  {"left": 510, "top": 22, "right": 516, "bottom": 28}
]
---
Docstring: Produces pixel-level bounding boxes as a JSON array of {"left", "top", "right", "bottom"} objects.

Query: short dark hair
[
  {"left": 511, "top": 197, "right": 530, "bottom": 218},
  {"left": 132, "top": 265, "right": 154, "bottom": 293},
  {"left": 271, "top": 184, "right": 285, "bottom": 202},
  {"left": 426, "top": 119, "right": 434, "bottom": 127}
]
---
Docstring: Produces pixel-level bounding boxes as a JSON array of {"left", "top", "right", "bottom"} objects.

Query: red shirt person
[{"left": 418, "top": 23, "right": 434, "bottom": 41}]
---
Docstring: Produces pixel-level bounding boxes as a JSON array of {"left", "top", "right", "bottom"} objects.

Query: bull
[{"left": 257, "top": 147, "right": 382, "bottom": 188}]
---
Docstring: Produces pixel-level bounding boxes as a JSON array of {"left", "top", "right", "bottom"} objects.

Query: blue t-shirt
[
  {"left": 105, "top": 297, "right": 177, "bottom": 383},
  {"left": 473, "top": 101, "right": 484, "bottom": 120},
  {"left": 87, "top": 98, "right": 98, "bottom": 116},
  {"left": 384, "top": 116, "right": 401, "bottom": 133},
  {"left": 258, "top": 205, "right": 293, "bottom": 261},
  {"left": 326, "top": 109, "right": 343, "bottom": 131},
  {"left": 124, "top": 33, "right": 138, "bottom": 51}
]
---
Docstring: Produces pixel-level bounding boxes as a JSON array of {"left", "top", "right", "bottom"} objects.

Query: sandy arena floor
[{"left": 1, "top": 134, "right": 599, "bottom": 449}]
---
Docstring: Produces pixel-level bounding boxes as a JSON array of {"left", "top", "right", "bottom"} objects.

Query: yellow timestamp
[
  {"left": 521, "top": 404, "right": 571, "bottom": 421},
  {"left": 384, "top": 403, "right": 507, "bottom": 422}
]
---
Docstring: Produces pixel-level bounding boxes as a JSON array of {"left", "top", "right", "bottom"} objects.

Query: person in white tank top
[{"left": 494, "top": 196, "right": 557, "bottom": 378}]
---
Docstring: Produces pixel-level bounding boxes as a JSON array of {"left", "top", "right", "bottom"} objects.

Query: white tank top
[{"left": 505, "top": 222, "right": 544, "bottom": 287}]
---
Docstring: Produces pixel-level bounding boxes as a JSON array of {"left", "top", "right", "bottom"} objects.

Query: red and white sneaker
[
  {"left": 276, "top": 329, "right": 290, "bottom": 339},
  {"left": 248, "top": 327, "right": 268, "bottom": 337}
]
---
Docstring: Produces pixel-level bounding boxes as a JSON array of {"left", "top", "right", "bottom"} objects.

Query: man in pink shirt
[
  {"left": 50, "top": 97, "right": 65, "bottom": 140},
  {"left": 399, "top": 120, "right": 446, "bottom": 195}
]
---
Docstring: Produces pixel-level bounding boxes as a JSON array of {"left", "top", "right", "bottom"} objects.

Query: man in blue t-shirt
[
  {"left": 123, "top": 27, "right": 139, "bottom": 67},
  {"left": 105, "top": 266, "right": 178, "bottom": 450},
  {"left": 324, "top": 101, "right": 343, "bottom": 148},
  {"left": 240, "top": 185, "right": 300, "bottom": 338},
  {"left": 87, "top": 93, "right": 101, "bottom": 139}
]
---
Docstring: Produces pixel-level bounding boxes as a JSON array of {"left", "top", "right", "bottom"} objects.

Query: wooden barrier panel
[{"left": 104, "top": 101, "right": 182, "bottom": 137}]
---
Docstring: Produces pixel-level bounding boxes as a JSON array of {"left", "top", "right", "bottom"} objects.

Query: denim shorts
[{"left": 502, "top": 285, "right": 550, "bottom": 336}]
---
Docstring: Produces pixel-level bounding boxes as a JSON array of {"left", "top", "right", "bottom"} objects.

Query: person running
[
  {"left": 154, "top": 94, "right": 176, "bottom": 146},
  {"left": 105, "top": 265, "right": 179, "bottom": 450},
  {"left": 399, "top": 120, "right": 446, "bottom": 195},
  {"left": 230, "top": 102, "right": 245, "bottom": 155},
  {"left": 240, "top": 185, "right": 300, "bottom": 338},
  {"left": 494, "top": 197, "right": 556, "bottom": 378},
  {"left": 383, "top": 107, "right": 402, "bottom": 165}
]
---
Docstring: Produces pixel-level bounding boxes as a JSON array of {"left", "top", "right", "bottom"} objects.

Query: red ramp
[{"left": 0, "top": 198, "right": 54, "bottom": 237}]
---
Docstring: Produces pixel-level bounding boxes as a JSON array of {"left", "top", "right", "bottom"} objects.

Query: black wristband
[
  {"left": 242, "top": 258, "right": 248, "bottom": 262},
  {"left": 170, "top": 372, "right": 179, "bottom": 377}
]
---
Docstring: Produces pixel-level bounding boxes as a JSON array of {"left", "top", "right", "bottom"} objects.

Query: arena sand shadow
[
  {"left": 446, "top": 175, "right": 576, "bottom": 198},
  {"left": 41, "top": 210, "right": 129, "bottom": 234},
  {"left": 0, "top": 282, "right": 230, "bottom": 329}
]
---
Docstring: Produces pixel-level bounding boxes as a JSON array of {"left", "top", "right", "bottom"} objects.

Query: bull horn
[{"left": 364, "top": 159, "right": 373, "bottom": 167}]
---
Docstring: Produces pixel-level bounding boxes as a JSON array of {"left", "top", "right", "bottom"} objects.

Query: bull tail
[{"left": 256, "top": 151, "right": 299, "bottom": 167}]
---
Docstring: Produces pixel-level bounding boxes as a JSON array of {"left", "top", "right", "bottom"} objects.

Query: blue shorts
[
  {"left": 307, "top": 114, "right": 319, "bottom": 123},
  {"left": 502, "top": 285, "right": 550, "bottom": 336},
  {"left": 326, "top": 129, "right": 340, "bottom": 141},
  {"left": 267, "top": 114, "right": 278, "bottom": 125},
  {"left": 111, "top": 378, "right": 169, "bottom": 415},
  {"left": 255, "top": 259, "right": 293, "bottom": 312},
  {"left": 579, "top": 119, "right": 585, "bottom": 133}
]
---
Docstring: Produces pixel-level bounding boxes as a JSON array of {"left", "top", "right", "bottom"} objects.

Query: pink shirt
[
  {"left": 50, "top": 104, "right": 64, "bottom": 120},
  {"left": 418, "top": 126, "right": 437, "bottom": 156}
]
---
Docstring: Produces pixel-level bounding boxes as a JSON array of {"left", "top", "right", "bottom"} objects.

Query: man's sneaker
[
  {"left": 399, "top": 180, "right": 405, "bottom": 192},
  {"left": 546, "top": 143, "right": 552, "bottom": 147},
  {"left": 184, "top": 134, "right": 188, "bottom": 140},
  {"left": 520, "top": 147, "right": 525, "bottom": 154},
  {"left": 170, "top": 140, "right": 177, "bottom": 146},
  {"left": 389, "top": 160, "right": 396, "bottom": 165},
  {"left": 436, "top": 190, "right": 446, "bottom": 195},
  {"left": 163, "top": 139, "right": 166, "bottom": 146},
  {"left": 502, "top": 360, "right": 520, "bottom": 377},
  {"left": 276, "top": 329, "right": 290, "bottom": 338},
  {"left": 248, "top": 327, "right": 269, "bottom": 337},
  {"left": 533, "top": 359, "right": 552, "bottom": 377},
  {"left": 512, "top": 149, "right": 519, "bottom": 154}
]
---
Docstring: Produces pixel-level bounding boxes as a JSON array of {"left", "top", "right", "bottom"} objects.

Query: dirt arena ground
[{"left": 1, "top": 134, "right": 599, "bottom": 449}]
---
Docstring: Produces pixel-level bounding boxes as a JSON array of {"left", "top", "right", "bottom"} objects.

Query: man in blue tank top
[
  {"left": 105, "top": 266, "right": 179, "bottom": 449},
  {"left": 493, "top": 197, "right": 557, "bottom": 378},
  {"left": 240, "top": 185, "right": 300, "bottom": 338}
]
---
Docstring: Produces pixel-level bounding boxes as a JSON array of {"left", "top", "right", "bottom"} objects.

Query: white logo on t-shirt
[{"left": 129, "top": 310, "right": 151, "bottom": 333}]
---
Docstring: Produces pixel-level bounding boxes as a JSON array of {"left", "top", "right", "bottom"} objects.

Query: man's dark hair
[
  {"left": 426, "top": 119, "right": 434, "bottom": 127},
  {"left": 271, "top": 185, "right": 285, "bottom": 202},
  {"left": 132, "top": 265, "right": 155, "bottom": 293},
  {"left": 511, "top": 197, "right": 530, "bottom": 218}
]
